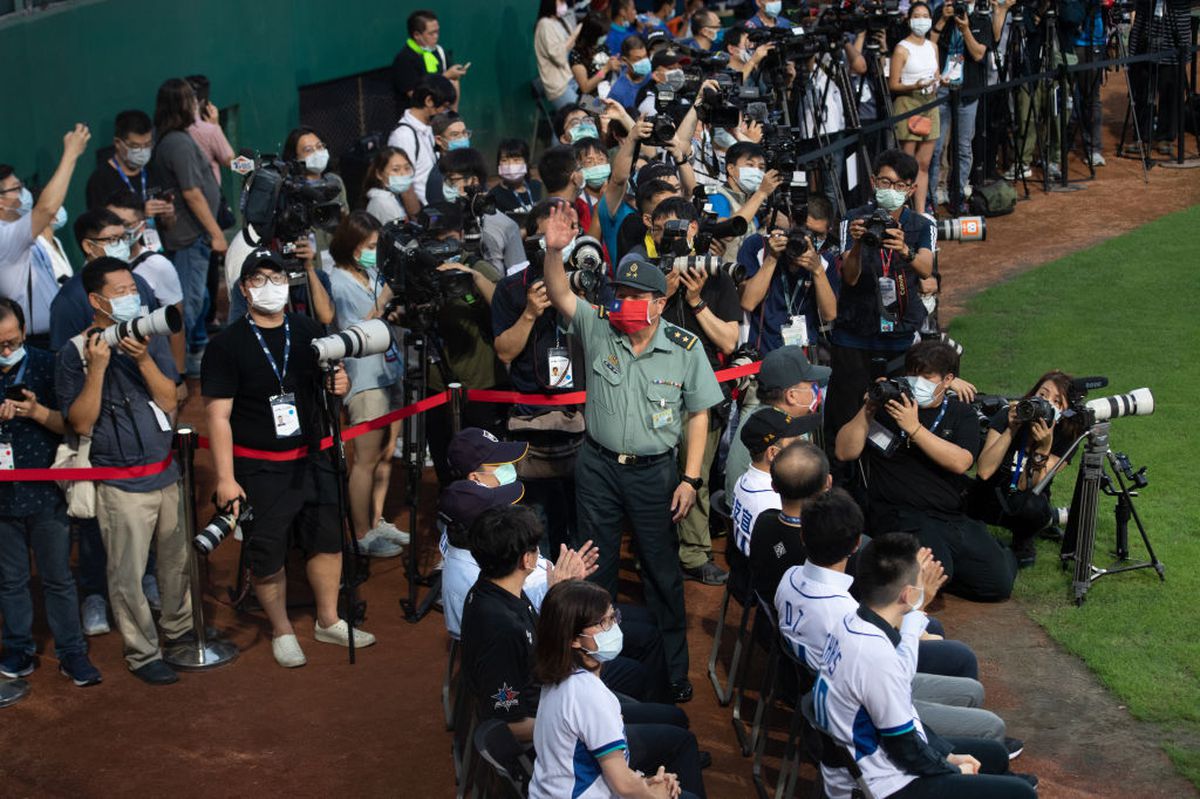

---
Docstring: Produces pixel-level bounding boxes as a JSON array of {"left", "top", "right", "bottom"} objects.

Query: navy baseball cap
[
  {"left": 757, "top": 346, "right": 832, "bottom": 391},
  {"left": 438, "top": 479, "right": 524, "bottom": 530},
  {"left": 740, "top": 407, "right": 819, "bottom": 455},
  {"left": 613, "top": 257, "right": 668, "bottom": 296},
  {"left": 239, "top": 248, "right": 286, "bottom": 281},
  {"left": 447, "top": 428, "right": 529, "bottom": 477}
]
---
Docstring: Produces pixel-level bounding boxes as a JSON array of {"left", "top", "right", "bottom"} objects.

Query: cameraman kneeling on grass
[
  {"left": 202, "top": 249, "right": 373, "bottom": 669},
  {"left": 835, "top": 340, "right": 1017, "bottom": 602}
]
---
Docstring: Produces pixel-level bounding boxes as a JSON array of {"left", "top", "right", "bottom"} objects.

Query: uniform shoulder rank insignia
[
  {"left": 594, "top": 303, "right": 610, "bottom": 319},
  {"left": 665, "top": 323, "right": 698, "bottom": 350}
]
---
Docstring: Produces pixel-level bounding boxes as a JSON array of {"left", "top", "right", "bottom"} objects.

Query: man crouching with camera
[
  {"left": 835, "top": 340, "right": 1017, "bottom": 602},
  {"left": 202, "top": 249, "right": 373, "bottom": 669}
]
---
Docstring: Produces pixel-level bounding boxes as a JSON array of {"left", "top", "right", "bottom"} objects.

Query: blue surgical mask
[
  {"left": 569, "top": 122, "right": 599, "bottom": 143},
  {"left": 16, "top": 187, "right": 33, "bottom": 216},
  {"left": 581, "top": 163, "right": 611, "bottom": 188},
  {"left": 107, "top": 294, "right": 142, "bottom": 323},
  {"left": 447, "top": 137, "right": 471, "bottom": 151},
  {"left": 0, "top": 346, "right": 25, "bottom": 368},
  {"left": 443, "top": 184, "right": 461, "bottom": 203},
  {"left": 105, "top": 239, "right": 132, "bottom": 263},
  {"left": 737, "top": 165, "right": 764, "bottom": 194},
  {"left": 582, "top": 623, "right": 624, "bottom": 662},
  {"left": 388, "top": 174, "right": 414, "bottom": 194},
  {"left": 51, "top": 205, "right": 68, "bottom": 231},
  {"left": 905, "top": 375, "right": 941, "bottom": 408},
  {"left": 493, "top": 462, "right": 518, "bottom": 485},
  {"left": 874, "top": 187, "right": 907, "bottom": 211},
  {"left": 713, "top": 128, "right": 738, "bottom": 149},
  {"left": 631, "top": 57, "right": 652, "bottom": 77},
  {"left": 765, "top": 0, "right": 783, "bottom": 16}
]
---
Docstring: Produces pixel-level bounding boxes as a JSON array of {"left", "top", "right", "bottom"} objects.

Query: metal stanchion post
[
  {"left": 449, "top": 382, "right": 465, "bottom": 436},
  {"left": 164, "top": 427, "right": 239, "bottom": 670}
]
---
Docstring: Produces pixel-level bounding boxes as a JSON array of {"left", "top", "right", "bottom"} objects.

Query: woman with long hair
[
  {"left": 888, "top": 2, "right": 942, "bottom": 214},
  {"left": 569, "top": 12, "right": 621, "bottom": 100},
  {"left": 536, "top": 0, "right": 583, "bottom": 109}
]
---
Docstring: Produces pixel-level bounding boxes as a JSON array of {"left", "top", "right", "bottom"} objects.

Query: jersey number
[{"left": 813, "top": 676, "right": 831, "bottom": 732}]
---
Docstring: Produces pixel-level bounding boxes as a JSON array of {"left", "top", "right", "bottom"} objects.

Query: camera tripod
[{"left": 1033, "top": 419, "right": 1164, "bottom": 605}]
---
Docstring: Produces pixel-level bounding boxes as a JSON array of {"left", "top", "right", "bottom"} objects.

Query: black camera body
[
  {"left": 240, "top": 155, "right": 342, "bottom": 244},
  {"left": 860, "top": 208, "right": 897, "bottom": 248},
  {"left": 868, "top": 377, "right": 914, "bottom": 405},
  {"left": 377, "top": 220, "right": 476, "bottom": 327},
  {"left": 786, "top": 227, "right": 816, "bottom": 260},
  {"left": 1015, "top": 396, "right": 1057, "bottom": 425}
]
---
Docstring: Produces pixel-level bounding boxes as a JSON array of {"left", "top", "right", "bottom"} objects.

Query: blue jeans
[
  {"left": 549, "top": 78, "right": 580, "bottom": 110},
  {"left": 169, "top": 236, "right": 212, "bottom": 352},
  {"left": 929, "top": 89, "right": 979, "bottom": 207},
  {"left": 0, "top": 501, "right": 87, "bottom": 659}
]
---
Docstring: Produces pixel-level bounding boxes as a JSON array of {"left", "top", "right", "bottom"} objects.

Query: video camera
[
  {"left": 240, "top": 154, "right": 343, "bottom": 245},
  {"left": 377, "top": 219, "right": 476, "bottom": 327}
]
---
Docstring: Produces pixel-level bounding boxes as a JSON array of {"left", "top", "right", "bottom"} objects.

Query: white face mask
[
  {"left": 125, "top": 146, "right": 152, "bottom": 169},
  {"left": 247, "top": 281, "right": 290, "bottom": 313},
  {"left": 910, "top": 17, "right": 933, "bottom": 36},
  {"left": 304, "top": 149, "right": 329, "bottom": 173},
  {"left": 905, "top": 375, "right": 942, "bottom": 408},
  {"left": 581, "top": 623, "right": 624, "bottom": 662}
]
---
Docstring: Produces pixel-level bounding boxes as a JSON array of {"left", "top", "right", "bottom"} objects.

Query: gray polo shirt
[{"left": 153, "top": 129, "right": 220, "bottom": 251}]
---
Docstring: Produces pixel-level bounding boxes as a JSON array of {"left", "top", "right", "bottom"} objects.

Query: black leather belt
[{"left": 586, "top": 436, "right": 671, "bottom": 466}]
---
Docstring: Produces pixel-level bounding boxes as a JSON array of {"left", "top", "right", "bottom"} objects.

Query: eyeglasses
[
  {"left": 0, "top": 338, "right": 23, "bottom": 353},
  {"left": 0, "top": 183, "right": 24, "bottom": 195},
  {"left": 448, "top": 129, "right": 473, "bottom": 140},
  {"left": 588, "top": 608, "right": 622, "bottom": 632},
  {"left": 298, "top": 143, "right": 327, "bottom": 156},
  {"left": 244, "top": 272, "right": 289, "bottom": 288},
  {"left": 874, "top": 176, "right": 914, "bottom": 191},
  {"left": 87, "top": 234, "right": 126, "bottom": 247}
]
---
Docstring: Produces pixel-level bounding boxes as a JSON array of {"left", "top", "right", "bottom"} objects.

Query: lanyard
[
  {"left": 780, "top": 512, "right": 804, "bottom": 526},
  {"left": 783, "top": 269, "right": 810, "bottom": 316},
  {"left": 247, "top": 316, "right": 290, "bottom": 393},
  {"left": 903, "top": 398, "right": 949, "bottom": 441},
  {"left": 509, "top": 186, "right": 533, "bottom": 207},
  {"left": 110, "top": 160, "right": 147, "bottom": 199},
  {"left": 1008, "top": 429, "right": 1028, "bottom": 491},
  {"left": 880, "top": 248, "right": 894, "bottom": 278},
  {"left": 0, "top": 356, "right": 28, "bottom": 397}
]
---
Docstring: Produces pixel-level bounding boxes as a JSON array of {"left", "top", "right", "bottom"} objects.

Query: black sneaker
[
  {"left": 0, "top": 679, "right": 30, "bottom": 708},
  {"left": 0, "top": 651, "right": 35, "bottom": 679},
  {"left": 1012, "top": 538, "right": 1037, "bottom": 569},
  {"left": 682, "top": 560, "right": 728, "bottom": 586},
  {"left": 130, "top": 659, "right": 178, "bottom": 685},
  {"left": 1004, "top": 736, "right": 1025, "bottom": 760},
  {"left": 1013, "top": 772, "right": 1039, "bottom": 790},
  {"left": 59, "top": 651, "right": 102, "bottom": 687},
  {"left": 670, "top": 679, "right": 694, "bottom": 704},
  {"left": 698, "top": 750, "right": 713, "bottom": 769}
]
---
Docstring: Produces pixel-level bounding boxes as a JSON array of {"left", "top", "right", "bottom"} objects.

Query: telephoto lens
[
  {"left": 310, "top": 319, "right": 394, "bottom": 365},
  {"left": 194, "top": 504, "right": 253, "bottom": 554},
  {"left": 1086, "top": 387, "right": 1154, "bottom": 421},
  {"left": 663, "top": 256, "right": 746, "bottom": 283},
  {"left": 1014, "top": 396, "right": 1057, "bottom": 424},
  {"left": 936, "top": 216, "right": 987, "bottom": 243},
  {"left": 98, "top": 305, "right": 183, "bottom": 347}
]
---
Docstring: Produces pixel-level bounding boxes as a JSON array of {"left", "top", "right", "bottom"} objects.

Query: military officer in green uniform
[{"left": 541, "top": 205, "right": 723, "bottom": 701}]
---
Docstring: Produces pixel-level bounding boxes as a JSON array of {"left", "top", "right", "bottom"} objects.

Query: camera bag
[
  {"left": 51, "top": 334, "right": 96, "bottom": 518},
  {"left": 969, "top": 179, "right": 1017, "bottom": 217}
]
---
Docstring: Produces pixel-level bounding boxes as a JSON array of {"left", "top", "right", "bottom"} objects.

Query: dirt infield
[{"left": 2, "top": 83, "right": 1198, "bottom": 798}]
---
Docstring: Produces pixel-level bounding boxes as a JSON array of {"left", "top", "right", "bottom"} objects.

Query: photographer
[
  {"left": 202, "top": 249, "right": 373, "bottom": 669},
  {"left": 492, "top": 200, "right": 588, "bottom": 553},
  {"left": 825, "top": 149, "right": 935, "bottom": 437},
  {"left": 834, "top": 340, "right": 1017, "bottom": 602},
  {"left": 680, "top": 9, "right": 722, "bottom": 51},
  {"left": 327, "top": 212, "right": 407, "bottom": 559},
  {"left": 438, "top": 148, "right": 527, "bottom": 276},
  {"left": 1128, "top": 0, "right": 1193, "bottom": 156},
  {"left": 1, "top": 123, "right": 91, "bottom": 350},
  {"left": 387, "top": 74, "right": 458, "bottom": 205},
  {"left": 541, "top": 204, "right": 725, "bottom": 701},
  {"left": 0, "top": 298, "right": 102, "bottom": 688},
  {"left": 609, "top": 35, "right": 655, "bottom": 112},
  {"left": 284, "top": 126, "right": 349, "bottom": 258},
  {"left": 57, "top": 257, "right": 193, "bottom": 685},
  {"left": 929, "top": 0, "right": 995, "bottom": 212},
  {"left": 362, "top": 146, "right": 422, "bottom": 226},
  {"left": 224, "top": 224, "right": 334, "bottom": 326},
  {"left": 969, "top": 371, "right": 1077, "bottom": 568},
  {"left": 706, "top": 142, "right": 783, "bottom": 257},
  {"left": 736, "top": 212, "right": 840, "bottom": 357},
  {"left": 626, "top": 197, "right": 741, "bottom": 585}
]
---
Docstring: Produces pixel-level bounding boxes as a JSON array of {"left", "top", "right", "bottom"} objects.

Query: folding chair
[
  {"left": 800, "top": 693, "right": 876, "bottom": 799},
  {"left": 733, "top": 593, "right": 782, "bottom": 758},
  {"left": 444, "top": 634, "right": 461, "bottom": 730},
  {"left": 708, "top": 520, "right": 756, "bottom": 706},
  {"left": 473, "top": 719, "right": 534, "bottom": 799},
  {"left": 529, "top": 78, "right": 556, "bottom": 161},
  {"left": 771, "top": 652, "right": 820, "bottom": 799}
]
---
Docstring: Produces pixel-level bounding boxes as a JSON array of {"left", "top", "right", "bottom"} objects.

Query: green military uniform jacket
[{"left": 569, "top": 295, "right": 724, "bottom": 456}]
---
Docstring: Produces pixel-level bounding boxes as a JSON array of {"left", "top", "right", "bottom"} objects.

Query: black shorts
[{"left": 234, "top": 455, "right": 341, "bottom": 577}]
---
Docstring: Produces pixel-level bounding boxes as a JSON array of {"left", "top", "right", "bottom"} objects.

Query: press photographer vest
[{"left": 710, "top": 186, "right": 757, "bottom": 256}]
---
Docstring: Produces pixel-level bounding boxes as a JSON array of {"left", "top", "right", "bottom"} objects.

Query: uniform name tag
[
  {"left": 270, "top": 393, "right": 301, "bottom": 439},
  {"left": 548, "top": 346, "right": 573, "bottom": 388},
  {"left": 651, "top": 407, "right": 675, "bottom": 429}
]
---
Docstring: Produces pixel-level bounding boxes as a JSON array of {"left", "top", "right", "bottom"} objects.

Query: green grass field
[{"left": 949, "top": 205, "right": 1200, "bottom": 785}]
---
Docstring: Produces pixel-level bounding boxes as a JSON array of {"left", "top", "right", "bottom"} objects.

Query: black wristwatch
[{"left": 681, "top": 475, "right": 704, "bottom": 490}]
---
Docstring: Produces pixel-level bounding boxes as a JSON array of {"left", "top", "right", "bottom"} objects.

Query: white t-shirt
[
  {"left": 814, "top": 609, "right": 930, "bottom": 799},
  {"left": 530, "top": 669, "right": 629, "bottom": 799},
  {"left": 365, "top": 187, "right": 407, "bottom": 227},
  {"left": 775, "top": 560, "right": 857, "bottom": 672},
  {"left": 388, "top": 110, "right": 437, "bottom": 205},
  {"left": 731, "top": 464, "right": 780, "bottom": 556},
  {"left": 439, "top": 532, "right": 551, "bottom": 638},
  {"left": 35, "top": 235, "right": 73, "bottom": 283},
  {"left": 132, "top": 250, "right": 184, "bottom": 307}
]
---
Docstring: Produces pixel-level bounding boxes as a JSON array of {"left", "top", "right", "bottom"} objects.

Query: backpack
[{"left": 969, "top": 180, "right": 1017, "bottom": 217}]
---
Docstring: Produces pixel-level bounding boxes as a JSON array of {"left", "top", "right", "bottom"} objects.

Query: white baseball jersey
[
  {"left": 775, "top": 560, "right": 858, "bottom": 673},
  {"left": 813, "top": 609, "right": 931, "bottom": 799},
  {"left": 731, "top": 464, "right": 780, "bottom": 556},
  {"left": 530, "top": 669, "right": 629, "bottom": 799}
]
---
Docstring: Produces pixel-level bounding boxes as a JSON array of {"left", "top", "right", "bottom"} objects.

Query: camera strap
[
  {"left": 247, "top": 315, "right": 290, "bottom": 394},
  {"left": 1008, "top": 427, "right": 1029, "bottom": 491}
]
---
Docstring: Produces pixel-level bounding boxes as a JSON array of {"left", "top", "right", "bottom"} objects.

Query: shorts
[
  {"left": 234, "top": 456, "right": 342, "bottom": 577},
  {"left": 895, "top": 93, "right": 941, "bottom": 143},
  {"left": 346, "top": 385, "right": 402, "bottom": 426}
]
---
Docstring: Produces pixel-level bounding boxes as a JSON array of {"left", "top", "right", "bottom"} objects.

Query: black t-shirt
[
  {"left": 934, "top": 10, "right": 996, "bottom": 92},
  {"left": 488, "top": 180, "right": 545, "bottom": 217},
  {"left": 749, "top": 510, "right": 808, "bottom": 604},
  {"left": 979, "top": 408, "right": 1071, "bottom": 490},
  {"left": 392, "top": 45, "right": 446, "bottom": 103},
  {"left": 84, "top": 160, "right": 164, "bottom": 210},
  {"left": 661, "top": 271, "right": 742, "bottom": 373},
  {"left": 460, "top": 579, "right": 540, "bottom": 723},
  {"left": 200, "top": 314, "right": 327, "bottom": 453},
  {"left": 616, "top": 214, "right": 647, "bottom": 265},
  {"left": 491, "top": 270, "right": 585, "bottom": 396},
  {"left": 865, "top": 398, "right": 981, "bottom": 514}
]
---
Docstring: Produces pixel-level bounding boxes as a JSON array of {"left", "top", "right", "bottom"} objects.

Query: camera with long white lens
[
  {"left": 310, "top": 319, "right": 394, "bottom": 366},
  {"left": 1086, "top": 387, "right": 1154, "bottom": 422},
  {"left": 98, "top": 305, "right": 182, "bottom": 347}
]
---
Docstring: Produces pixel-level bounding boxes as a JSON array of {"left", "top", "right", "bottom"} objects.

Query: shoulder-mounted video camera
[{"left": 239, "top": 154, "right": 343, "bottom": 244}]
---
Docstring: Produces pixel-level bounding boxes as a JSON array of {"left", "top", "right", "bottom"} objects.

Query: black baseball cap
[
  {"left": 438, "top": 479, "right": 524, "bottom": 529},
  {"left": 757, "top": 345, "right": 832, "bottom": 391},
  {"left": 239, "top": 248, "right": 286, "bottom": 282},
  {"left": 613, "top": 257, "right": 668, "bottom": 296},
  {"left": 447, "top": 427, "right": 529, "bottom": 477},
  {"left": 740, "top": 407, "right": 819, "bottom": 455}
]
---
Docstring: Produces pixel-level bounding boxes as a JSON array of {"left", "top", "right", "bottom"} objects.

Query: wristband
[{"left": 689, "top": 299, "right": 707, "bottom": 313}]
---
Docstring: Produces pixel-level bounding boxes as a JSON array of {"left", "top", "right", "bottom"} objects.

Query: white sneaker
[
  {"left": 1088, "top": 151, "right": 1107, "bottom": 167},
  {"left": 1004, "top": 164, "right": 1033, "bottom": 180},
  {"left": 82, "top": 595, "right": 110, "bottom": 636},
  {"left": 272, "top": 634, "right": 307, "bottom": 668},
  {"left": 1046, "top": 162, "right": 1062, "bottom": 180},
  {"left": 142, "top": 573, "right": 162, "bottom": 612},
  {"left": 356, "top": 529, "right": 403, "bottom": 558},
  {"left": 314, "top": 619, "right": 377, "bottom": 648},
  {"left": 373, "top": 519, "right": 411, "bottom": 546}
]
